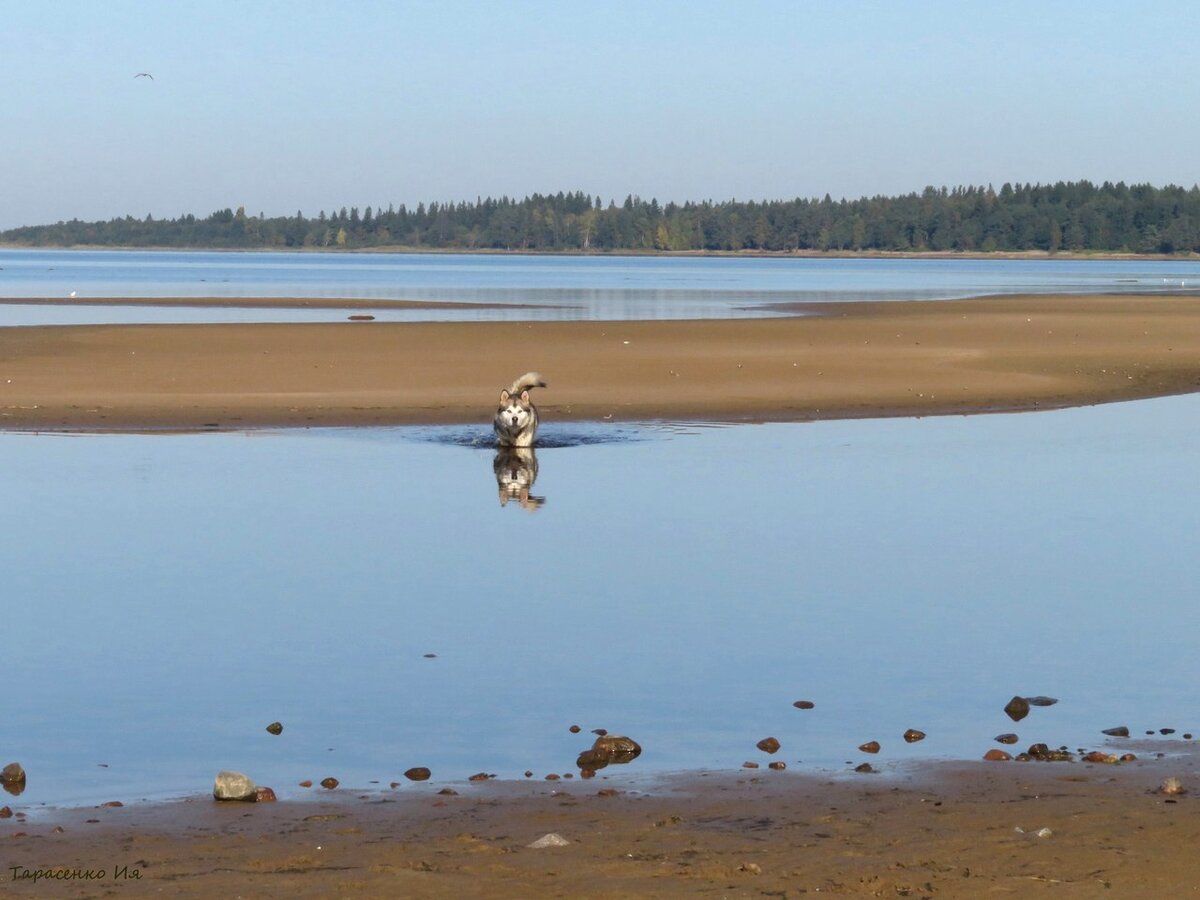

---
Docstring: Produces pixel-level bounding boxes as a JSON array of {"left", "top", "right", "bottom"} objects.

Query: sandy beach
[
  {"left": 1, "top": 293, "right": 1200, "bottom": 430},
  {"left": 4, "top": 752, "right": 1199, "bottom": 898}
]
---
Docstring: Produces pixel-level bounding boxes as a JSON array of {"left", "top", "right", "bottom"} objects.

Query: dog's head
[{"left": 497, "top": 388, "right": 535, "bottom": 434}]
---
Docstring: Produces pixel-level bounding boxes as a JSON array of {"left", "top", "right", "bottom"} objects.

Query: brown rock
[
  {"left": 793, "top": 700, "right": 815, "bottom": 709},
  {"left": 903, "top": 729, "right": 926, "bottom": 743},
  {"left": 597, "top": 788, "right": 620, "bottom": 797},
  {"left": 580, "top": 769, "right": 595, "bottom": 779},
  {"left": 468, "top": 772, "right": 491, "bottom": 782},
  {"left": 1160, "top": 728, "right": 1176, "bottom": 735},
  {"left": 569, "top": 725, "right": 581, "bottom": 733},
  {"left": 266, "top": 722, "right": 283, "bottom": 735},
  {"left": 100, "top": 801, "right": 123, "bottom": 808},
  {"left": 348, "top": 315, "right": 376, "bottom": 321},
  {"left": 983, "top": 749, "right": 1013, "bottom": 761},
  {"left": 854, "top": 763, "right": 876, "bottom": 773},
  {"left": 0, "top": 806, "right": 11, "bottom": 819},
  {"left": 1003, "top": 696, "right": 1030, "bottom": 722},
  {"left": 858, "top": 741, "right": 881, "bottom": 754},
  {"left": 577, "top": 735, "right": 641, "bottom": 771},
  {"left": 404, "top": 767, "right": 432, "bottom": 782},
  {"left": 742, "top": 761, "right": 760, "bottom": 769},
  {"left": 389, "top": 782, "right": 400, "bottom": 789},
  {"left": 994, "top": 733, "right": 1019, "bottom": 744},
  {"left": 1083, "top": 751, "right": 1119, "bottom": 764},
  {"left": 756, "top": 737, "right": 781, "bottom": 754},
  {"left": 299, "top": 780, "right": 313, "bottom": 788},
  {"left": 592, "top": 729, "right": 608, "bottom": 736},
  {"left": 1102, "top": 726, "right": 1130, "bottom": 737},
  {"left": 545, "top": 773, "right": 560, "bottom": 781},
  {"left": 320, "top": 777, "right": 339, "bottom": 790},
  {"left": 1028, "top": 743, "right": 1073, "bottom": 762},
  {"left": 524, "top": 771, "right": 533, "bottom": 778},
  {"left": 1120, "top": 753, "right": 1138, "bottom": 762},
  {"left": 1160, "top": 777, "right": 1187, "bottom": 796},
  {"left": 768, "top": 761, "right": 787, "bottom": 771},
  {"left": 438, "top": 788, "right": 458, "bottom": 796},
  {"left": 255, "top": 787, "right": 277, "bottom": 802},
  {"left": 0, "top": 763, "right": 26, "bottom": 785}
]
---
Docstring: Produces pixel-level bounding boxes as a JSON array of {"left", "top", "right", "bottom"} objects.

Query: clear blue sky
[{"left": 2, "top": 0, "right": 1196, "bottom": 229}]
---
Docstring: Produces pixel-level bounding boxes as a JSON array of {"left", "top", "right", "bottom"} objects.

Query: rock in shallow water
[
  {"left": 1, "top": 763, "right": 26, "bottom": 785},
  {"left": 213, "top": 771, "right": 258, "bottom": 801},
  {"left": 995, "top": 733, "right": 1019, "bottom": 745},
  {"left": 577, "top": 735, "right": 641, "bottom": 771},
  {"left": 320, "top": 777, "right": 339, "bottom": 790},
  {"left": 793, "top": 700, "right": 815, "bottom": 710},
  {"left": 756, "top": 737, "right": 781, "bottom": 754},
  {"left": 858, "top": 741, "right": 881, "bottom": 754},
  {"left": 983, "top": 749, "right": 1013, "bottom": 761},
  {"left": 903, "top": 729, "right": 926, "bottom": 744},
  {"left": 1004, "top": 696, "right": 1030, "bottom": 722},
  {"left": 266, "top": 722, "right": 283, "bottom": 735},
  {"left": 1102, "top": 726, "right": 1129, "bottom": 737},
  {"left": 404, "top": 767, "right": 431, "bottom": 782},
  {"left": 255, "top": 787, "right": 277, "bottom": 802}
]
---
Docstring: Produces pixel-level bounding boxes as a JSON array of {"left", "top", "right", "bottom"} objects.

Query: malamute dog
[{"left": 493, "top": 372, "right": 546, "bottom": 447}]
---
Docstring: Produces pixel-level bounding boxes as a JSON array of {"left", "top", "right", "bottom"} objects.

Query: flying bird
[{"left": 134, "top": 72, "right": 154, "bottom": 80}]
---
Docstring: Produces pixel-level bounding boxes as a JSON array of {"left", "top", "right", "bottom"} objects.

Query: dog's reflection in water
[{"left": 493, "top": 447, "right": 545, "bottom": 510}]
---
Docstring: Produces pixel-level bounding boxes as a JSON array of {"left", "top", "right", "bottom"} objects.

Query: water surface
[{"left": 4, "top": 397, "right": 1199, "bottom": 808}]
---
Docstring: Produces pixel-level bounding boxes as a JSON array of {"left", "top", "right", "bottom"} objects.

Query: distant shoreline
[{"left": 1, "top": 242, "right": 1198, "bottom": 261}]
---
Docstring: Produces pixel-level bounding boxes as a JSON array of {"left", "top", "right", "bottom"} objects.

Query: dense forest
[{"left": 3, "top": 181, "right": 1199, "bottom": 254}]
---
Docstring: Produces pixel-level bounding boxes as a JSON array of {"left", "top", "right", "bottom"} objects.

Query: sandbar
[{"left": 1, "top": 293, "right": 1200, "bottom": 430}]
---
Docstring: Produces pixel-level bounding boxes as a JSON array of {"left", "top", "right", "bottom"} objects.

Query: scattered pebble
[
  {"left": 1121, "top": 753, "right": 1138, "bottom": 762},
  {"left": 984, "top": 749, "right": 1013, "bottom": 762},
  {"left": 545, "top": 774, "right": 560, "bottom": 781},
  {"left": 0, "top": 807, "right": 11, "bottom": 818},
  {"left": 592, "top": 729, "right": 608, "bottom": 736},
  {"left": 1102, "top": 726, "right": 1130, "bottom": 737},
  {"left": 580, "top": 769, "right": 596, "bottom": 779},
  {"left": 1004, "top": 697, "right": 1030, "bottom": 722},
  {"left": 1083, "top": 751, "right": 1120, "bottom": 764},
  {"left": 524, "top": 771, "right": 533, "bottom": 778},
  {"left": 858, "top": 741, "right": 881, "bottom": 754},
  {"left": 299, "top": 780, "right": 313, "bottom": 788},
  {"left": 903, "top": 729, "right": 926, "bottom": 744},
  {"left": 404, "top": 767, "right": 432, "bottom": 782},
  {"left": 528, "top": 832, "right": 571, "bottom": 848},
  {"left": 756, "top": 737, "right": 781, "bottom": 754},
  {"left": 255, "top": 787, "right": 277, "bottom": 802},
  {"left": 100, "top": 801, "right": 123, "bottom": 808},
  {"left": 995, "top": 733, "right": 1019, "bottom": 745},
  {"left": 266, "top": 722, "right": 283, "bottom": 735},
  {"left": 854, "top": 763, "right": 876, "bottom": 773},
  {"left": 569, "top": 725, "right": 581, "bottom": 733},
  {"left": 468, "top": 772, "right": 492, "bottom": 782},
  {"left": 1160, "top": 777, "right": 1187, "bottom": 796},
  {"left": 792, "top": 700, "right": 815, "bottom": 710},
  {"left": 423, "top": 653, "right": 437, "bottom": 658},
  {"left": 320, "top": 777, "right": 339, "bottom": 790},
  {"left": 1027, "top": 743, "right": 1074, "bottom": 762},
  {"left": 213, "top": 771, "right": 258, "bottom": 802},
  {"left": 438, "top": 788, "right": 458, "bottom": 796},
  {"left": 347, "top": 314, "right": 375, "bottom": 321},
  {"left": 742, "top": 761, "right": 760, "bottom": 769},
  {"left": 0, "top": 763, "right": 26, "bottom": 786},
  {"left": 1186, "top": 734, "right": 1194, "bottom": 740},
  {"left": 389, "top": 782, "right": 400, "bottom": 789},
  {"left": 1160, "top": 728, "right": 1176, "bottom": 735},
  {"left": 1024, "top": 696, "right": 1058, "bottom": 707},
  {"left": 768, "top": 761, "right": 787, "bottom": 771}
]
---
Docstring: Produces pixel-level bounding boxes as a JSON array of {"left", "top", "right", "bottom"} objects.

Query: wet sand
[
  {"left": 2, "top": 293, "right": 1200, "bottom": 430},
  {"left": 4, "top": 753, "right": 1198, "bottom": 897}
]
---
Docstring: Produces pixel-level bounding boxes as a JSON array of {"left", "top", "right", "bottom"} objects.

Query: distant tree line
[{"left": 4, "top": 181, "right": 1199, "bottom": 254}]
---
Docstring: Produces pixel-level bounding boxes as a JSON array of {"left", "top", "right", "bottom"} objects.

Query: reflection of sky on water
[
  {"left": 4, "top": 396, "right": 1199, "bottom": 807},
  {"left": 2, "top": 249, "right": 1200, "bottom": 324}
]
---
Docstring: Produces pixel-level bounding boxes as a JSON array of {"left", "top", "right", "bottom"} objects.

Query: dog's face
[{"left": 496, "top": 389, "right": 535, "bottom": 434}]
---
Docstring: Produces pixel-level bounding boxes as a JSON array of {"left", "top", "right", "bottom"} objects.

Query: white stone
[
  {"left": 527, "top": 832, "right": 570, "bottom": 848},
  {"left": 213, "top": 770, "right": 258, "bottom": 801}
]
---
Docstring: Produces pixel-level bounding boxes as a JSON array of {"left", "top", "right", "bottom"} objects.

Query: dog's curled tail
[{"left": 508, "top": 372, "right": 547, "bottom": 395}]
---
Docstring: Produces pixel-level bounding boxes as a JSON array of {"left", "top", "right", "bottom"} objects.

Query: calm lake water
[
  {"left": 1, "top": 248, "right": 1200, "bottom": 324},
  {"left": 5, "top": 395, "right": 1200, "bottom": 808}
]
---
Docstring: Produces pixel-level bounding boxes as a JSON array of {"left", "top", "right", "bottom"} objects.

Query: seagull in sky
[{"left": 134, "top": 72, "right": 154, "bottom": 80}]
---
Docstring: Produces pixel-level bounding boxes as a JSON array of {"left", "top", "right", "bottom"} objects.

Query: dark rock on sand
[
  {"left": 1004, "top": 697, "right": 1030, "bottom": 722},
  {"left": 858, "top": 741, "right": 881, "bottom": 754},
  {"left": 983, "top": 749, "right": 1013, "bottom": 761},
  {"left": 404, "top": 767, "right": 432, "bottom": 782},
  {"left": 320, "top": 777, "right": 339, "bottom": 790},
  {"left": 213, "top": 771, "right": 258, "bottom": 801},
  {"left": 903, "top": 729, "right": 926, "bottom": 743},
  {"left": 756, "top": 737, "right": 781, "bottom": 754},
  {"left": 793, "top": 700, "right": 815, "bottom": 709},
  {"left": 994, "top": 733, "right": 1019, "bottom": 745},
  {"left": 1027, "top": 743, "right": 1073, "bottom": 762},
  {"left": 266, "top": 722, "right": 283, "bottom": 735},
  {"left": 1102, "top": 726, "right": 1130, "bottom": 737}
]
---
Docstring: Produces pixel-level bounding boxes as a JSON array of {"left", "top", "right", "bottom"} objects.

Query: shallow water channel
[{"left": 5, "top": 395, "right": 1200, "bottom": 808}]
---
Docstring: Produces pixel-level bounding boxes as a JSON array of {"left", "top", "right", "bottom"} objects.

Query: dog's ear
[
  {"left": 499, "top": 389, "right": 510, "bottom": 404},
  {"left": 520, "top": 389, "right": 531, "bottom": 405}
]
